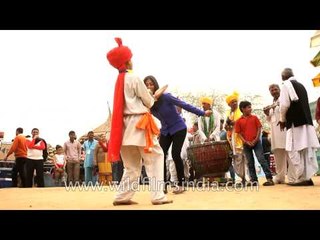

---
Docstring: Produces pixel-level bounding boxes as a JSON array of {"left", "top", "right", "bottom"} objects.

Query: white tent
[
  {"left": 79, "top": 102, "right": 112, "bottom": 143},
  {"left": 310, "top": 30, "right": 320, "bottom": 48}
]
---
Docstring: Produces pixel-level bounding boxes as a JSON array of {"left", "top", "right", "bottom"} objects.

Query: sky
[{"left": 0, "top": 30, "right": 319, "bottom": 146}]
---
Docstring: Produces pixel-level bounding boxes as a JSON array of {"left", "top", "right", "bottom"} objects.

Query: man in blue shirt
[{"left": 83, "top": 131, "right": 98, "bottom": 185}]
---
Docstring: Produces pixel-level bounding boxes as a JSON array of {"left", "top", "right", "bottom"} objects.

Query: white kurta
[
  {"left": 115, "top": 72, "right": 168, "bottom": 203},
  {"left": 279, "top": 79, "right": 320, "bottom": 152},
  {"left": 266, "top": 99, "right": 286, "bottom": 150},
  {"left": 279, "top": 78, "right": 319, "bottom": 181},
  {"left": 266, "top": 98, "right": 288, "bottom": 182},
  {"left": 121, "top": 72, "right": 157, "bottom": 146},
  {"left": 192, "top": 130, "right": 207, "bottom": 144},
  {"left": 197, "top": 109, "right": 221, "bottom": 141}
]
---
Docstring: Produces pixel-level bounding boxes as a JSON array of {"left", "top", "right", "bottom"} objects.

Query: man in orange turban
[{"left": 107, "top": 38, "right": 172, "bottom": 205}]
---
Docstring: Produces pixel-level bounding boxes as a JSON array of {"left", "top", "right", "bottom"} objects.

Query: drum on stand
[
  {"left": 187, "top": 141, "right": 232, "bottom": 181},
  {"left": 0, "top": 161, "right": 15, "bottom": 188}
]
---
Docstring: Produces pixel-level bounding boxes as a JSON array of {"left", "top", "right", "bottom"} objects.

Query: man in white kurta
[
  {"left": 279, "top": 68, "right": 319, "bottom": 186},
  {"left": 117, "top": 72, "right": 172, "bottom": 203},
  {"left": 198, "top": 97, "right": 221, "bottom": 141},
  {"left": 264, "top": 84, "right": 289, "bottom": 183},
  {"left": 106, "top": 38, "right": 172, "bottom": 205},
  {"left": 191, "top": 122, "right": 207, "bottom": 145}
]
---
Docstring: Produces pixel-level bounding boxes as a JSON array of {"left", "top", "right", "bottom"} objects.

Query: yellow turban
[
  {"left": 226, "top": 91, "right": 239, "bottom": 105},
  {"left": 200, "top": 96, "right": 213, "bottom": 105}
]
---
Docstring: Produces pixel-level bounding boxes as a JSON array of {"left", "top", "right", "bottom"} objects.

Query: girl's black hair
[
  {"left": 143, "top": 75, "right": 160, "bottom": 92},
  {"left": 143, "top": 75, "right": 162, "bottom": 110}
]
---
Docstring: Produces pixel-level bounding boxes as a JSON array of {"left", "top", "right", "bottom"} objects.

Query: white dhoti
[
  {"left": 272, "top": 148, "right": 288, "bottom": 183},
  {"left": 232, "top": 150, "right": 247, "bottom": 180},
  {"left": 287, "top": 148, "right": 319, "bottom": 182},
  {"left": 167, "top": 158, "right": 178, "bottom": 182},
  {"left": 114, "top": 145, "right": 168, "bottom": 202},
  {"left": 285, "top": 125, "right": 319, "bottom": 183},
  {"left": 230, "top": 141, "right": 247, "bottom": 181},
  {"left": 230, "top": 130, "right": 247, "bottom": 181}
]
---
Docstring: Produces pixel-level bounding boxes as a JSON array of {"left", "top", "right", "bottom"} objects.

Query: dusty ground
[{"left": 1, "top": 176, "right": 320, "bottom": 210}]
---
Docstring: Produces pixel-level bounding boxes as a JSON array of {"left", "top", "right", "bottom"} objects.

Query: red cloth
[
  {"left": 55, "top": 163, "right": 64, "bottom": 169},
  {"left": 107, "top": 72, "right": 124, "bottom": 162},
  {"left": 106, "top": 38, "right": 132, "bottom": 162},
  {"left": 99, "top": 140, "right": 108, "bottom": 152}
]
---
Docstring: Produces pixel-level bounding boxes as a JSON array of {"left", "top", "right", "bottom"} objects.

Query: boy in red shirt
[{"left": 234, "top": 101, "right": 274, "bottom": 186}]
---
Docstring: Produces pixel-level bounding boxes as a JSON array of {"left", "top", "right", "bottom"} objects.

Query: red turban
[{"left": 107, "top": 38, "right": 132, "bottom": 71}]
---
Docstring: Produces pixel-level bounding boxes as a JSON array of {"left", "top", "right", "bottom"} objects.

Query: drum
[
  {"left": 0, "top": 167, "right": 12, "bottom": 188},
  {"left": 0, "top": 161, "right": 15, "bottom": 168},
  {"left": 187, "top": 140, "right": 232, "bottom": 179}
]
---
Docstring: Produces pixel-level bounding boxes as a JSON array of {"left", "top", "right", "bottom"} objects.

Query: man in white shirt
[
  {"left": 263, "top": 84, "right": 290, "bottom": 184},
  {"left": 63, "top": 130, "right": 82, "bottom": 185},
  {"left": 190, "top": 122, "right": 207, "bottom": 145},
  {"left": 107, "top": 38, "right": 172, "bottom": 205},
  {"left": 198, "top": 96, "right": 221, "bottom": 141},
  {"left": 278, "top": 68, "right": 319, "bottom": 186},
  {"left": 25, "top": 128, "right": 46, "bottom": 187}
]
